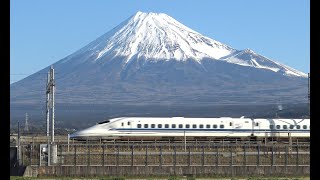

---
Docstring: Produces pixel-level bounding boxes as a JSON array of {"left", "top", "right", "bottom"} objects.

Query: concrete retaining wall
[{"left": 24, "top": 165, "right": 309, "bottom": 177}]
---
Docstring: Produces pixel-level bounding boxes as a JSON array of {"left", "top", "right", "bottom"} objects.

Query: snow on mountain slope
[
  {"left": 62, "top": 11, "right": 236, "bottom": 64},
  {"left": 59, "top": 11, "right": 306, "bottom": 78},
  {"left": 220, "top": 49, "right": 307, "bottom": 77}
]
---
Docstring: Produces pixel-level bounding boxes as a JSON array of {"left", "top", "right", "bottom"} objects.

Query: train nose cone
[
  {"left": 69, "top": 132, "right": 79, "bottom": 139},
  {"left": 69, "top": 130, "right": 92, "bottom": 140},
  {"left": 69, "top": 126, "right": 101, "bottom": 139}
]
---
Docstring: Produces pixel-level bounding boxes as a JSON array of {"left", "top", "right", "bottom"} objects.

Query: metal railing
[{"left": 18, "top": 143, "right": 309, "bottom": 167}]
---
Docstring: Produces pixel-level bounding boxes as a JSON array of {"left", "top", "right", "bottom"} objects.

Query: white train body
[{"left": 70, "top": 117, "right": 310, "bottom": 140}]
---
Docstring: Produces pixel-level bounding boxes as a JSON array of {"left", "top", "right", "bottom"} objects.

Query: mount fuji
[{"left": 10, "top": 12, "right": 308, "bottom": 127}]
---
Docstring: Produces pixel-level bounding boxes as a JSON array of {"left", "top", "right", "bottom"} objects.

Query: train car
[{"left": 69, "top": 117, "right": 310, "bottom": 142}]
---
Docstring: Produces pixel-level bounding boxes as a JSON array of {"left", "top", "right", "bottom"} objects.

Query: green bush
[
  {"left": 167, "top": 176, "right": 180, "bottom": 180},
  {"left": 187, "top": 177, "right": 196, "bottom": 180}
]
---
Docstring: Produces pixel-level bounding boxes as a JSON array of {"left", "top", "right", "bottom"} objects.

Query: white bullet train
[{"left": 69, "top": 117, "right": 310, "bottom": 141}]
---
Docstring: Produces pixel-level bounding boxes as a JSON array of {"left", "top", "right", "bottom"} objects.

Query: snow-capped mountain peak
[
  {"left": 61, "top": 11, "right": 306, "bottom": 78},
  {"left": 69, "top": 11, "right": 236, "bottom": 64},
  {"left": 243, "top": 48, "right": 255, "bottom": 54}
]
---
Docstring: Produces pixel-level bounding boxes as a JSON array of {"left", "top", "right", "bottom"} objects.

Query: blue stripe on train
[{"left": 113, "top": 128, "right": 309, "bottom": 133}]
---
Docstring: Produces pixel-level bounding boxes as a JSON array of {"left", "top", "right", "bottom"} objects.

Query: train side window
[
  {"left": 269, "top": 125, "right": 274, "bottom": 129},
  {"left": 128, "top": 122, "right": 131, "bottom": 126},
  {"left": 137, "top": 124, "right": 142, "bottom": 128},
  {"left": 230, "top": 122, "right": 233, "bottom": 126},
  {"left": 303, "top": 125, "right": 307, "bottom": 129},
  {"left": 172, "top": 124, "right": 176, "bottom": 128},
  {"left": 296, "top": 125, "right": 301, "bottom": 129},
  {"left": 165, "top": 124, "right": 169, "bottom": 128},
  {"left": 213, "top": 124, "right": 217, "bottom": 128},
  {"left": 220, "top": 124, "right": 224, "bottom": 128},
  {"left": 199, "top": 124, "right": 204, "bottom": 128},
  {"left": 121, "top": 122, "right": 124, "bottom": 127},
  {"left": 144, "top": 124, "right": 148, "bottom": 128},
  {"left": 289, "top": 125, "right": 294, "bottom": 129},
  {"left": 192, "top": 124, "right": 197, "bottom": 128},
  {"left": 206, "top": 124, "right": 210, "bottom": 128},
  {"left": 283, "top": 125, "right": 287, "bottom": 129},
  {"left": 158, "top": 124, "right": 162, "bottom": 128},
  {"left": 276, "top": 125, "right": 280, "bottom": 129},
  {"left": 151, "top": 124, "right": 155, "bottom": 128},
  {"left": 255, "top": 122, "right": 259, "bottom": 126},
  {"left": 186, "top": 124, "right": 190, "bottom": 128},
  {"left": 179, "top": 124, "right": 183, "bottom": 128}
]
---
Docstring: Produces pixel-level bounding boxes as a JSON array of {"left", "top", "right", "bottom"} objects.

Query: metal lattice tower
[{"left": 24, "top": 112, "right": 29, "bottom": 132}]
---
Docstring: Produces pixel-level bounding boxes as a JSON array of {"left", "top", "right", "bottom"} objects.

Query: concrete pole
[
  {"left": 67, "top": 134, "right": 70, "bottom": 152},
  {"left": 308, "top": 73, "right": 310, "bottom": 117},
  {"left": 46, "top": 72, "right": 50, "bottom": 137},
  {"left": 17, "top": 121, "right": 21, "bottom": 166},
  {"left": 48, "top": 143, "right": 50, "bottom": 166},
  {"left": 184, "top": 130, "right": 186, "bottom": 152},
  {"left": 51, "top": 66, "right": 55, "bottom": 143},
  {"left": 50, "top": 143, "right": 57, "bottom": 164},
  {"left": 50, "top": 66, "right": 57, "bottom": 164},
  {"left": 288, "top": 132, "right": 292, "bottom": 153},
  {"left": 24, "top": 113, "right": 29, "bottom": 132},
  {"left": 46, "top": 71, "right": 50, "bottom": 166}
]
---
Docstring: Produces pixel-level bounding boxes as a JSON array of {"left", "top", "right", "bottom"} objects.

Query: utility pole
[
  {"left": 24, "top": 112, "right": 29, "bottom": 132},
  {"left": 51, "top": 66, "right": 55, "bottom": 143},
  {"left": 45, "top": 66, "right": 57, "bottom": 164},
  {"left": 46, "top": 66, "right": 55, "bottom": 143},
  {"left": 46, "top": 72, "right": 50, "bottom": 138},
  {"left": 17, "top": 121, "right": 21, "bottom": 166},
  {"left": 308, "top": 73, "right": 310, "bottom": 117}
]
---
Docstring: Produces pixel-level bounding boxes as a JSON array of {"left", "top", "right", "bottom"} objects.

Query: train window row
[
  {"left": 136, "top": 124, "right": 225, "bottom": 129},
  {"left": 269, "top": 125, "right": 309, "bottom": 130},
  {"left": 134, "top": 124, "right": 309, "bottom": 129}
]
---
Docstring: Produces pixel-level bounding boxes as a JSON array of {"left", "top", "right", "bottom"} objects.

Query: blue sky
[{"left": 10, "top": 0, "right": 310, "bottom": 83}]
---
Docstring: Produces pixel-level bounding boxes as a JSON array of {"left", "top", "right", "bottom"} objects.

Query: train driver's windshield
[{"left": 98, "top": 120, "right": 110, "bottom": 124}]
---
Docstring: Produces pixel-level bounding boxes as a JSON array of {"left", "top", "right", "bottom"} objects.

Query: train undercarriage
[{"left": 73, "top": 135, "right": 310, "bottom": 145}]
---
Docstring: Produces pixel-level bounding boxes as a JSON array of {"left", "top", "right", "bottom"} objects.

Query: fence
[{"left": 19, "top": 143, "right": 309, "bottom": 167}]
